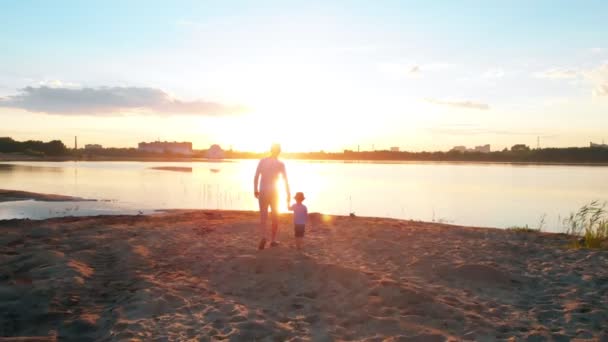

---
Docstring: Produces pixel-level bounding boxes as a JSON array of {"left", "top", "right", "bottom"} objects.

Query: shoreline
[
  {"left": 1, "top": 209, "right": 607, "bottom": 340},
  {"left": 0, "top": 189, "right": 94, "bottom": 203}
]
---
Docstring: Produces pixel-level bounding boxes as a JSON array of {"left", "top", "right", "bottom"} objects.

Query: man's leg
[
  {"left": 269, "top": 192, "right": 279, "bottom": 243},
  {"left": 258, "top": 194, "right": 270, "bottom": 249}
]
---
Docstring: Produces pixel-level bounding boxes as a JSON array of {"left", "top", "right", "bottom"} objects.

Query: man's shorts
[
  {"left": 294, "top": 224, "right": 305, "bottom": 238},
  {"left": 258, "top": 191, "right": 279, "bottom": 224}
]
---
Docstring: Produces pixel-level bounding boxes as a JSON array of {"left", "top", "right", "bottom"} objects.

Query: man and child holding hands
[{"left": 253, "top": 143, "right": 308, "bottom": 250}]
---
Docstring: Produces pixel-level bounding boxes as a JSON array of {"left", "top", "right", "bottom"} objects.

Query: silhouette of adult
[{"left": 253, "top": 143, "right": 290, "bottom": 250}]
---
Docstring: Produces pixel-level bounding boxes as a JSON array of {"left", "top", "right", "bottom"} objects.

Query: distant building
[
  {"left": 390, "top": 146, "right": 400, "bottom": 152},
  {"left": 84, "top": 144, "right": 103, "bottom": 150},
  {"left": 451, "top": 145, "right": 467, "bottom": 152},
  {"left": 590, "top": 142, "right": 608, "bottom": 149},
  {"left": 138, "top": 141, "right": 192, "bottom": 155},
  {"left": 474, "top": 144, "right": 491, "bottom": 153},
  {"left": 450, "top": 144, "right": 490, "bottom": 153},
  {"left": 207, "top": 144, "right": 224, "bottom": 159}
]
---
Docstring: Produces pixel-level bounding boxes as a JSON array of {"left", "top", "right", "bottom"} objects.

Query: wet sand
[{"left": 1, "top": 210, "right": 607, "bottom": 341}]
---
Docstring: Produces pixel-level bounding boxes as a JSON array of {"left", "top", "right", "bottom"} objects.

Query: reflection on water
[
  {"left": 1, "top": 160, "right": 607, "bottom": 231},
  {"left": 0, "top": 163, "right": 64, "bottom": 173},
  {"left": 149, "top": 166, "right": 193, "bottom": 173}
]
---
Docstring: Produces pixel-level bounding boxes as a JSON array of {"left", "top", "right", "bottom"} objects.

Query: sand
[{"left": 1, "top": 210, "right": 607, "bottom": 341}]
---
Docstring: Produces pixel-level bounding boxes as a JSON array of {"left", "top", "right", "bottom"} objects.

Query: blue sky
[{"left": 1, "top": 1, "right": 607, "bottom": 151}]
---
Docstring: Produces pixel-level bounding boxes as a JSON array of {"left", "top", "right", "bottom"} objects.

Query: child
[{"left": 289, "top": 192, "right": 308, "bottom": 250}]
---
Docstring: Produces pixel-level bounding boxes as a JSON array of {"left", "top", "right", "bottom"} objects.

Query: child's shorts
[{"left": 294, "top": 224, "right": 305, "bottom": 238}]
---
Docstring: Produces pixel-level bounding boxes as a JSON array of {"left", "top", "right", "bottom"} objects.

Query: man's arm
[
  {"left": 282, "top": 162, "right": 290, "bottom": 204},
  {"left": 253, "top": 160, "right": 261, "bottom": 198}
]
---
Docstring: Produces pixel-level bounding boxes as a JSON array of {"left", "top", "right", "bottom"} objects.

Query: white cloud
[
  {"left": 533, "top": 63, "right": 608, "bottom": 97},
  {"left": 379, "top": 61, "right": 455, "bottom": 78},
  {"left": 37, "top": 79, "right": 80, "bottom": 88},
  {"left": 594, "top": 84, "right": 608, "bottom": 96},
  {"left": 483, "top": 68, "right": 505, "bottom": 79},
  {"left": 379, "top": 63, "right": 422, "bottom": 77},
  {"left": 534, "top": 69, "right": 580, "bottom": 80},
  {"left": 423, "top": 63, "right": 455, "bottom": 71},
  {"left": 425, "top": 98, "right": 490, "bottom": 110},
  {"left": 584, "top": 63, "right": 608, "bottom": 97},
  {"left": 0, "top": 86, "right": 246, "bottom": 116}
]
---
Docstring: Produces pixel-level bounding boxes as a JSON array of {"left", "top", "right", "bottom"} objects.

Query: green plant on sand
[
  {"left": 563, "top": 200, "right": 608, "bottom": 249},
  {"left": 507, "top": 225, "right": 537, "bottom": 233},
  {"left": 507, "top": 214, "right": 546, "bottom": 233}
]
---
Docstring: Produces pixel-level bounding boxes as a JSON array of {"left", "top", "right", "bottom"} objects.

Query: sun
[
  {"left": 215, "top": 106, "right": 341, "bottom": 153},
  {"left": 208, "top": 60, "right": 367, "bottom": 153}
]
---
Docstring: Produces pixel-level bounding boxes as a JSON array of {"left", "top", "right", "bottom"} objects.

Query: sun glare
[{"left": 212, "top": 60, "right": 360, "bottom": 153}]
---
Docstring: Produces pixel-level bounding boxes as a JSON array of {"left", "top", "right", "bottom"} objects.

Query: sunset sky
[{"left": 1, "top": 1, "right": 608, "bottom": 152}]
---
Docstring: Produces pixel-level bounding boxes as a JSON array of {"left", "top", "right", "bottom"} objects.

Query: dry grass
[{"left": 563, "top": 200, "right": 608, "bottom": 249}]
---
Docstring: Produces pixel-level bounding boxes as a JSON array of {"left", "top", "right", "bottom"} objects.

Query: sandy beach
[{"left": 1, "top": 209, "right": 607, "bottom": 341}]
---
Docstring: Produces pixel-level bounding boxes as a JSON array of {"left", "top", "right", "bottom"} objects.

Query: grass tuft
[
  {"left": 507, "top": 214, "right": 546, "bottom": 233},
  {"left": 563, "top": 200, "right": 608, "bottom": 249},
  {"left": 507, "top": 225, "right": 538, "bottom": 233}
]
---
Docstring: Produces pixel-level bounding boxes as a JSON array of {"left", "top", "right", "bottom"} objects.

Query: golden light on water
[{"left": 282, "top": 162, "right": 327, "bottom": 214}]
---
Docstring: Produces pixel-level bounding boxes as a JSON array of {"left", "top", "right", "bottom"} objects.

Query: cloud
[
  {"left": 0, "top": 86, "right": 246, "bottom": 116},
  {"left": 534, "top": 63, "right": 608, "bottom": 97},
  {"left": 482, "top": 68, "right": 505, "bottom": 79},
  {"left": 378, "top": 62, "right": 455, "bottom": 78},
  {"left": 425, "top": 98, "right": 490, "bottom": 110},
  {"left": 594, "top": 84, "right": 608, "bottom": 96},
  {"left": 378, "top": 63, "right": 422, "bottom": 77},
  {"left": 37, "top": 79, "right": 80, "bottom": 88},
  {"left": 583, "top": 63, "right": 608, "bottom": 97},
  {"left": 534, "top": 69, "right": 580, "bottom": 80},
  {"left": 590, "top": 47, "right": 605, "bottom": 54}
]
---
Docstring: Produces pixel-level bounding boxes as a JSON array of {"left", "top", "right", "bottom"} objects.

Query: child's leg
[{"left": 294, "top": 224, "right": 305, "bottom": 249}]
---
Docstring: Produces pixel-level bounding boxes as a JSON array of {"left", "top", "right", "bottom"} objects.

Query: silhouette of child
[{"left": 289, "top": 192, "right": 308, "bottom": 250}]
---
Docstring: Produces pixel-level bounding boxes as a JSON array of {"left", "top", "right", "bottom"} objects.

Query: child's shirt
[{"left": 289, "top": 203, "right": 308, "bottom": 225}]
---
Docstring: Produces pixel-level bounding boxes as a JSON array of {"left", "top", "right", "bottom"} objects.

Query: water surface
[{"left": 1, "top": 160, "right": 607, "bottom": 231}]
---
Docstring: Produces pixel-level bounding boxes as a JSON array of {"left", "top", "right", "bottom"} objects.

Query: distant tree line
[
  {"left": 0, "top": 137, "right": 68, "bottom": 156},
  {"left": 80, "top": 147, "right": 207, "bottom": 159},
  {"left": 224, "top": 144, "right": 608, "bottom": 164},
  {"left": 2, "top": 137, "right": 608, "bottom": 163}
]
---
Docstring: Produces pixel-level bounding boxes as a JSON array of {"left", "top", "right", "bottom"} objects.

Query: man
[{"left": 253, "top": 143, "right": 290, "bottom": 250}]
